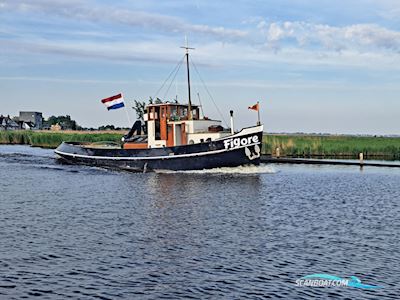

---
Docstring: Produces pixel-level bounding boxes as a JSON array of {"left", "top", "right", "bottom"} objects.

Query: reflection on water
[{"left": 0, "top": 145, "right": 400, "bottom": 299}]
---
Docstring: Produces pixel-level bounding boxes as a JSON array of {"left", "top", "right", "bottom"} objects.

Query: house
[
  {"left": 17, "top": 121, "right": 35, "bottom": 130},
  {"left": 19, "top": 111, "right": 43, "bottom": 130},
  {"left": 0, "top": 116, "right": 6, "bottom": 130},
  {"left": 0, "top": 115, "right": 20, "bottom": 131}
]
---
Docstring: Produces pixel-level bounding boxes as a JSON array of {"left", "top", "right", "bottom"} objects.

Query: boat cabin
[{"left": 123, "top": 103, "right": 230, "bottom": 149}]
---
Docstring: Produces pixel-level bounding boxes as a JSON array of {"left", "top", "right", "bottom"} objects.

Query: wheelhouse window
[
  {"left": 180, "top": 107, "right": 188, "bottom": 119},
  {"left": 170, "top": 106, "right": 178, "bottom": 120}
]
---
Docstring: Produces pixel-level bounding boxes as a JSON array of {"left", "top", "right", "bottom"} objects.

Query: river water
[{"left": 0, "top": 145, "right": 399, "bottom": 299}]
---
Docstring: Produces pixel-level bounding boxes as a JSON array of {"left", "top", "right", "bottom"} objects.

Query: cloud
[
  {"left": 0, "top": 39, "right": 185, "bottom": 64},
  {"left": 3, "top": 36, "right": 400, "bottom": 73},
  {"left": 0, "top": 0, "right": 247, "bottom": 40},
  {"left": 2, "top": 1, "right": 400, "bottom": 70},
  {"left": 259, "top": 21, "right": 400, "bottom": 52}
]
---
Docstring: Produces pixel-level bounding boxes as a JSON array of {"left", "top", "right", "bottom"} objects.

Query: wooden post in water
[{"left": 359, "top": 152, "right": 364, "bottom": 166}]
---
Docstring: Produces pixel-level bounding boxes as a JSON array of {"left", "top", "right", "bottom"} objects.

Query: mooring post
[
  {"left": 276, "top": 147, "right": 280, "bottom": 158},
  {"left": 359, "top": 152, "right": 364, "bottom": 166}
]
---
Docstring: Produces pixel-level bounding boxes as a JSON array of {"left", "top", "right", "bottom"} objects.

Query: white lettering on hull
[{"left": 223, "top": 135, "right": 259, "bottom": 149}]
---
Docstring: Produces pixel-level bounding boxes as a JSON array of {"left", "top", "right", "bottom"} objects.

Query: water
[{"left": 1, "top": 145, "right": 399, "bottom": 299}]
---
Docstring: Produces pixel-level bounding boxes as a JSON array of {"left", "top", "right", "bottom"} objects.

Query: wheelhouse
[{"left": 123, "top": 103, "right": 230, "bottom": 149}]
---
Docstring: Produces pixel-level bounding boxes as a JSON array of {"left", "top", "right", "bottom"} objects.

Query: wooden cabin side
[{"left": 123, "top": 103, "right": 230, "bottom": 149}]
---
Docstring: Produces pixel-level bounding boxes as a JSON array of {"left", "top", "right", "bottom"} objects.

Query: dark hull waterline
[{"left": 55, "top": 126, "right": 263, "bottom": 172}]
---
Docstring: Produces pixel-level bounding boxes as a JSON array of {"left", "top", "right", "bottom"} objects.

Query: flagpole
[
  {"left": 257, "top": 101, "right": 261, "bottom": 125},
  {"left": 124, "top": 107, "right": 132, "bottom": 127},
  {"left": 122, "top": 93, "right": 132, "bottom": 127}
]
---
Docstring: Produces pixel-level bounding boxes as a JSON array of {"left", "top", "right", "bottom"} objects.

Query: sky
[{"left": 1, "top": 0, "right": 400, "bottom": 134}]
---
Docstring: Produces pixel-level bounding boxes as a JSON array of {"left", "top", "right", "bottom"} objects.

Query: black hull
[{"left": 55, "top": 125, "right": 264, "bottom": 172}]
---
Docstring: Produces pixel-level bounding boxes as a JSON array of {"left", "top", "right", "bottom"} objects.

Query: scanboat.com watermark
[{"left": 296, "top": 274, "right": 382, "bottom": 289}]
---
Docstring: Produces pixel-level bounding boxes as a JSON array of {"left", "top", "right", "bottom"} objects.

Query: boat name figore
[{"left": 223, "top": 135, "right": 259, "bottom": 149}]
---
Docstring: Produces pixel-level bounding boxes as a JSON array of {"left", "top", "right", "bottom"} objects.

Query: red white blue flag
[{"left": 101, "top": 93, "right": 125, "bottom": 110}]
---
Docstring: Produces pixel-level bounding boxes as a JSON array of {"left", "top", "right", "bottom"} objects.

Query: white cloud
[
  {"left": 3, "top": 37, "right": 400, "bottom": 72},
  {"left": 260, "top": 21, "right": 400, "bottom": 52},
  {"left": 0, "top": 0, "right": 247, "bottom": 40},
  {"left": 2, "top": 1, "right": 400, "bottom": 70},
  {"left": 0, "top": 39, "right": 185, "bottom": 64}
]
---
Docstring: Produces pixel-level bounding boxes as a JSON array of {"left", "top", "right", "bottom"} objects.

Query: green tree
[
  {"left": 133, "top": 100, "right": 146, "bottom": 120},
  {"left": 43, "top": 115, "right": 81, "bottom": 130},
  {"left": 132, "top": 97, "right": 165, "bottom": 120}
]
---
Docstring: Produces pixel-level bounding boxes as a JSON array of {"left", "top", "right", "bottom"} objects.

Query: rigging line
[
  {"left": 197, "top": 92, "right": 205, "bottom": 119},
  {"left": 190, "top": 58, "right": 228, "bottom": 127},
  {"left": 152, "top": 55, "right": 186, "bottom": 101},
  {"left": 162, "top": 57, "right": 183, "bottom": 101},
  {"left": 191, "top": 69, "right": 204, "bottom": 118}
]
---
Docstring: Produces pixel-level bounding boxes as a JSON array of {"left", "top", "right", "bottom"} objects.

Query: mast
[{"left": 181, "top": 38, "right": 195, "bottom": 120}]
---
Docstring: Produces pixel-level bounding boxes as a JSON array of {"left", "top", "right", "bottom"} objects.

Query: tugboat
[{"left": 55, "top": 45, "right": 264, "bottom": 172}]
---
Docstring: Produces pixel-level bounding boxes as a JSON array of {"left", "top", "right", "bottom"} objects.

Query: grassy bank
[
  {"left": 263, "top": 134, "right": 400, "bottom": 159},
  {"left": 0, "top": 130, "right": 123, "bottom": 148},
  {"left": 1, "top": 130, "right": 400, "bottom": 159}
]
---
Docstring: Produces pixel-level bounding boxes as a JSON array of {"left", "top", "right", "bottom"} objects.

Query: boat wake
[{"left": 155, "top": 164, "right": 276, "bottom": 175}]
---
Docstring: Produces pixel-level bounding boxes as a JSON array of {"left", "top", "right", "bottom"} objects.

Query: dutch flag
[{"left": 101, "top": 93, "right": 125, "bottom": 110}]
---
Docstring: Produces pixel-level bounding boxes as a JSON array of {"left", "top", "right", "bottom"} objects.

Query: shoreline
[{"left": 1, "top": 130, "right": 399, "bottom": 160}]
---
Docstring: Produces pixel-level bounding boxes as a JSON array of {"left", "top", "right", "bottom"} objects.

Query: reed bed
[
  {"left": 0, "top": 130, "right": 122, "bottom": 148},
  {"left": 1, "top": 130, "right": 400, "bottom": 159},
  {"left": 263, "top": 134, "right": 400, "bottom": 159}
]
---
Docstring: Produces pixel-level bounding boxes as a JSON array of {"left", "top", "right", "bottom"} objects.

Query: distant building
[
  {"left": 19, "top": 121, "right": 35, "bottom": 130},
  {"left": 0, "top": 115, "right": 20, "bottom": 131},
  {"left": 19, "top": 111, "right": 43, "bottom": 130}
]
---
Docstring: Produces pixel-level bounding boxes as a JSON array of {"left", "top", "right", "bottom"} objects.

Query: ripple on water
[
  {"left": 0, "top": 145, "right": 400, "bottom": 299},
  {"left": 155, "top": 163, "right": 276, "bottom": 175}
]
